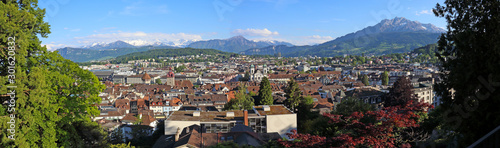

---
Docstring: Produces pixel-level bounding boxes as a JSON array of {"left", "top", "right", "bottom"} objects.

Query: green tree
[
  {"left": 224, "top": 84, "right": 254, "bottom": 110},
  {"left": 110, "top": 143, "right": 136, "bottom": 148},
  {"left": 208, "top": 141, "right": 255, "bottom": 148},
  {"left": 109, "top": 128, "right": 125, "bottom": 144},
  {"left": 155, "top": 79, "right": 162, "bottom": 85},
  {"left": 0, "top": 1, "right": 106, "bottom": 147},
  {"left": 334, "top": 97, "right": 374, "bottom": 116},
  {"left": 384, "top": 76, "right": 418, "bottom": 107},
  {"left": 382, "top": 71, "right": 389, "bottom": 86},
  {"left": 257, "top": 77, "right": 274, "bottom": 105},
  {"left": 433, "top": 0, "right": 500, "bottom": 146},
  {"left": 174, "top": 65, "right": 186, "bottom": 73},
  {"left": 239, "top": 72, "right": 250, "bottom": 81},
  {"left": 362, "top": 74, "right": 369, "bottom": 86},
  {"left": 285, "top": 78, "right": 302, "bottom": 112}
]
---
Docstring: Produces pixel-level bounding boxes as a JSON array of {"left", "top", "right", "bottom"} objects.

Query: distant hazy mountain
[
  {"left": 80, "top": 39, "right": 196, "bottom": 50},
  {"left": 113, "top": 48, "right": 234, "bottom": 63},
  {"left": 242, "top": 17, "right": 445, "bottom": 56},
  {"left": 187, "top": 36, "right": 293, "bottom": 53},
  {"left": 56, "top": 46, "right": 177, "bottom": 63},
  {"left": 81, "top": 40, "right": 136, "bottom": 50}
]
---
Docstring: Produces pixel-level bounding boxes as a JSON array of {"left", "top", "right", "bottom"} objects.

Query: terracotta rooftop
[{"left": 142, "top": 72, "right": 152, "bottom": 80}]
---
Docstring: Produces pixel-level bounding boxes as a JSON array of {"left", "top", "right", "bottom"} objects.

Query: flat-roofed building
[{"left": 164, "top": 105, "right": 297, "bottom": 139}]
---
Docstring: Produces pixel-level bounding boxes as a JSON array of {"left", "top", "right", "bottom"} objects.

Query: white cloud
[
  {"left": 231, "top": 28, "right": 279, "bottom": 37},
  {"left": 250, "top": 35, "right": 334, "bottom": 46},
  {"left": 416, "top": 9, "right": 433, "bottom": 16},
  {"left": 43, "top": 43, "right": 69, "bottom": 51},
  {"left": 73, "top": 31, "right": 203, "bottom": 45},
  {"left": 293, "top": 35, "right": 334, "bottom": 45}
]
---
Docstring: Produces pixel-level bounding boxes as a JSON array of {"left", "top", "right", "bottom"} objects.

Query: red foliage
[{"left": 279, "top": 100, "right": 433, "bottom": 148}]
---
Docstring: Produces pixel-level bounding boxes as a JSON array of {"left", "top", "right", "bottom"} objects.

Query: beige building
[
  {"left": 127, "top": 72, "right": 160, "bottom": 84},
  {"left": 164, "top": 105, "right": 297, "bottom": 139},
  {"left": 413, "top": 83, "right": 434, "bottom": 105}
]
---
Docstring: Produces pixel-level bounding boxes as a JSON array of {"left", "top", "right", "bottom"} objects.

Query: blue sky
[{"left": 39, "top": 0, "right": 446, "bottom": 50}]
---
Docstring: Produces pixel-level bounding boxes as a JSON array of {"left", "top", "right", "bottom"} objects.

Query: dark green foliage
[
  {"left": 111, "top": 48, "right": 237, "bottom": 63},
  {"left": 284, "top": 78, "right": 302, "bottom": 112},
  {"left": 411, "top": 44, "right": 440, "bottom": 63},
  {"left": 208, "top": 141, "right": 255, "bottom": 148},
  {"left": 224, "top": 84, "right": 255, "bottom": 110},
  {"left": 296, "top": 95, "right": 316, "bottom": 133},
  {"left": 57, "top": 46, "right": 166, "bottom": 62},
  {"left": 257, "top": 77, "right": 273, "bottom": 105},
  {"left": 113, "top": 48, "right": 234, "bottom": 64},
  {"left": 382, "top": 71, "right": 389, "bottom": 86},
  {"left": 334, "top": 97, "right": 374, "bottom": 116},
  {"left": 362, "top": 74, "right": 369, "bottom": 86},
  {"left": 239, "top": 72, "right": 250, "bottom": 81},
  {"left": 384, "top": 76, "right": 418, "bottom": 107},
  {"left": 0, "top": 1, "right": 106, "bottom": 147},
  {"left": 433, "top": 0, "right": 500, "bottom": 146},
  {"left": 174, "top": 65, "right": 186, "bottom": 73}
]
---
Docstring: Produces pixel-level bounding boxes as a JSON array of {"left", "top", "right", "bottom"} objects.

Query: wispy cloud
[
  {"left": 43, "top": 43, "right": 70, "bottom": 51},
  {"left": 250, "top": 35, "right": 334, "bottom": 46},
  {"left": 73, "top": 31, "right": 203, "bottom": 45},
  {"left": 231, "top": 28, "right": 279, "bottom": 37},
  {"left": 296, "top": 35, "right": 334, "bottom": 45},
  {"left": 416, "top": 9, "right": 433, "bottom": 16}
]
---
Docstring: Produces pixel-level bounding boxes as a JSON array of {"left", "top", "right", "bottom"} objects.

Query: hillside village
[{"left": 88, "top": 55, "right": 440, "bottom": 147}]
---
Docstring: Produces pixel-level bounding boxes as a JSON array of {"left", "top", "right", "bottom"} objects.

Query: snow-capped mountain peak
[{"left": 79, "top": 39, "right": 199, "bottom": 49}]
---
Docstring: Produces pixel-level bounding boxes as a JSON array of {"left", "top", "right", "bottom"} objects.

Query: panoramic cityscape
[{"left": 1, "top": 0, "right": 499, "bottom": 148}]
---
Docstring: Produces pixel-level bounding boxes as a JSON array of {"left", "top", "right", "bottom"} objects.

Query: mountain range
[
  {"left": 187, "top": 35, "right": 293, "bottom": 53},
  {"left": 56, "top": 36, "right": 292, "bottom": 62},
  {"left": 241, "top": 17, "right": 445, "bottom": 56},
  {"left": 56, "top": 17, "right": 445, "bottom": 62}
]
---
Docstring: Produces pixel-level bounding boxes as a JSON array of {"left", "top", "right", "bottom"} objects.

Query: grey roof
[
  {"left": 234, "top": 133, "right": 262, "bottom": 147},
  {"left": 230, "top": 124, "right": 254, "bottom": 133},
  {"left": 92, "top": 70, "right": 114, "bottom": 76}
]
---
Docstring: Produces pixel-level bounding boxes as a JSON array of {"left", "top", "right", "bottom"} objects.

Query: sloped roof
[
  {"left": 121, "top": 113, "right": 137, "bottom": 122},
  {"left": 142, "top": 72, "right": 152, "bottom": 80}
]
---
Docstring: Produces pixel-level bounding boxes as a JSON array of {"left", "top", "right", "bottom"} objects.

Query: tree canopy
[
  {"left": 284, "top": 78, "right": 302, "bottom": 112},
  {"left": 384, "top": 76, "right": 419, "bottom": 107},
  {"left": 362, "top": 74, "right": 369, "bottom": 86},
  {"left": 382, "top": 71, "right": 389, "bottom": 86},
  {"left": 257, "top": 77, "right": 273, "bottom": 105},
  {"left": 224, "top": 84, "right": 255, "bottom": 110},
  {"left": 0, "top": 1, "right": 106, "bottom": 147},
  {"left": 433, "top": 0, "right": 500, "bottom": 146}
]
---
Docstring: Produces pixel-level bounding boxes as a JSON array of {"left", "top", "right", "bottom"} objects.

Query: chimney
[
  {"left": 175, "top": 127, "right": 181, "bottom": 141},
  {"left": 244, "top": 110, "right": 248, "bottom": 126}
]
